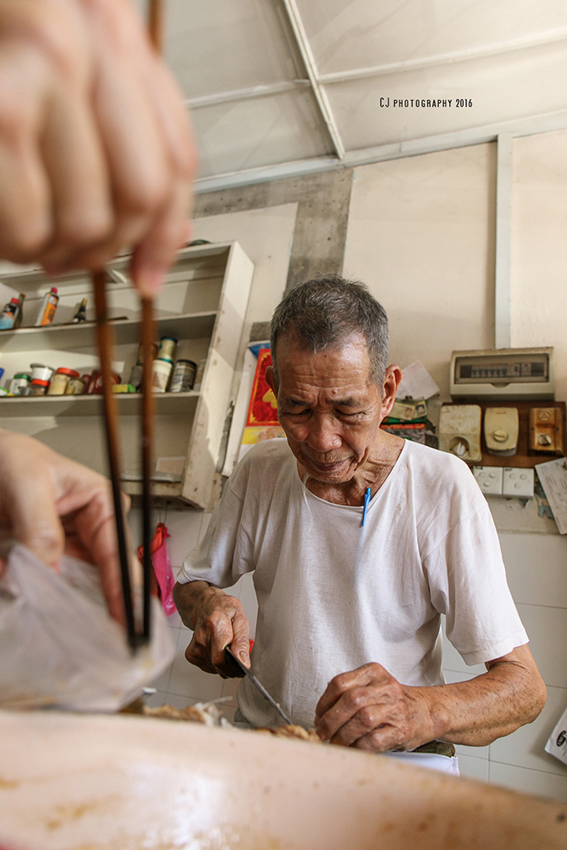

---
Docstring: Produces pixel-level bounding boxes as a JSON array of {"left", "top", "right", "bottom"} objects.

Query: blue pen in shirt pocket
[{"left": 362, "top": 487, "right": 371, "bottom": 527}]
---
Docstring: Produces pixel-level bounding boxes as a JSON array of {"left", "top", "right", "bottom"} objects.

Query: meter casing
[{"left": 450, "top": 348, "right": 554, "bottom": 401}]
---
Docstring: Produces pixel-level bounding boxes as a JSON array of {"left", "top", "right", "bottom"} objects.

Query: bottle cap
[{"left": 51, "top": 287, "right": 58, "bottom": 294}]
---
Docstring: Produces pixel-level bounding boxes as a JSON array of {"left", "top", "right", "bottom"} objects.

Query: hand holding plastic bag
[{"left": 0, "top": 544, "right": 174, "bottom": 712}]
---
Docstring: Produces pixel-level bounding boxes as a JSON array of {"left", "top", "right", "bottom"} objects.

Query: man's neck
[{"left": 299, "top": 434, "right": 405, "bottom": 506}]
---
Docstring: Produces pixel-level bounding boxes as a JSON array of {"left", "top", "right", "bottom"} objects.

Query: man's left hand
[{"left": 314, "top": 662, "right": 437, "bottom": 752}]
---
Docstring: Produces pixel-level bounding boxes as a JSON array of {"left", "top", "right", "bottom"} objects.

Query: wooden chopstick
[
  {"left": 140, "top": 297, "right": 155, "bottom": 642},
  {"left": 92, "top": 270, "right": 139, "bottom": 650},
  {"left": 90, "top": 0, "right": 165, "bottom": 650}
]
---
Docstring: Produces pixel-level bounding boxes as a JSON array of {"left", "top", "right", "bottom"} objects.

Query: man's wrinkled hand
[
  {"left": 182, "top": 585, "right": 251, "bottom": 677},
  {"left": 314, "top": 662, "right": 439, "bottom": 753}
]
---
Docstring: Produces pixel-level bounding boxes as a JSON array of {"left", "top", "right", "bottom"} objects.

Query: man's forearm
[
  {"left": 315, "top": 644, "right": 546, "bottom": 752},
  {"left": 420, "top": 645, "right": 546, "bottom": 747}
]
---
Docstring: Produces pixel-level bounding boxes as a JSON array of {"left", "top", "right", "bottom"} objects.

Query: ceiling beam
[
  {"left": 195, "top": 107, "right": 567, "bottom": 194},
  {"left": 318, "top": 27, "right": 567, "bottom": 85},
  {"left": 279, "top": 0, "right": 345, "bottom": 160},
  {"left": 186, "top": 80, "right": 311, "bottom": 110}
]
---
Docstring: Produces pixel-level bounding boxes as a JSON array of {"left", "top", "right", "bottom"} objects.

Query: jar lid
[
  {"left": 13, "top": 373, "right": 31, "bottom": 380},
  {"left": 159, "top": 336, "right": 178, "bottom": 343},
  {"left": 175, "top": 359, "right": 197, "bottom": 367},
  {"left": 31, "top": 379, "right": 49, "bottom": 386},
  {"left": 55, "top": 368, "right": 80, "bottom": 377},
  {"left": 30, "top": 363, "right": 54, "bottom": 370}
]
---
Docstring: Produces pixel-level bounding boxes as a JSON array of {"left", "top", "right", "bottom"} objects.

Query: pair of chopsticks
[{"left": 92, "top": 0, "right": 164, "bottom": 651}]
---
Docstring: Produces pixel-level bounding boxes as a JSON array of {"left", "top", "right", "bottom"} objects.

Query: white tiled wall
[{"left": 442, "top": 532, "right": 567, "bottom": 801}]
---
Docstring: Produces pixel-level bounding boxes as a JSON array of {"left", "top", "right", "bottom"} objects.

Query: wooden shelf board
[
  {"left": 0, "top": 391, "right": 200, "bottom": 418},
  {"left": 0, "top": 312, "right": 217, "bottom": 353}
]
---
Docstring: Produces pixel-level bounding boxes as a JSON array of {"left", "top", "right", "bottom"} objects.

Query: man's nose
[{"left": 306, "top": 415, "right": 342, "bottom": 452}]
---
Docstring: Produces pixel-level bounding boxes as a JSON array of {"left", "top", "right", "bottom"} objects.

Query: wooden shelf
[
  {"left": 0, "top": 391, "right": 200, "bottom": 417},
  {"left": 0, "top": 241, "right": 254, "bottom": 509},
  {"left": 0, "top": 311, "right": 217, "bottom": 353}
]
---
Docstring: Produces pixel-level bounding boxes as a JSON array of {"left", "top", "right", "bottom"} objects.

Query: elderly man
[{"left": 173, "top": 276, "right": 546, "bottom": 773}]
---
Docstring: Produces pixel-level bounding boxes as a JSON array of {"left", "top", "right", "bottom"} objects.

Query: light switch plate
[
  {"left": 503, "top": 467, "right": 534, "bottom": 498},
  {"left": 473, "top": 466, "right": 503, "bottom": 495}
]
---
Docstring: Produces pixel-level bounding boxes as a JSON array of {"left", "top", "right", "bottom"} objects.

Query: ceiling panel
[
  {"left": 326, "top": 40, "right": 567, "bottom": 151},
  {"left": 134, "top": 1, "right": 567, "bottom": 185},
  {"left": 296, "top": 0, "right": 567, "bottom": 75},
  {"left": 192, "top": 90, "right": 334, "bottom": 179},
  {"left": 136, "top": 0, "right": 301, "bottom": 99}
]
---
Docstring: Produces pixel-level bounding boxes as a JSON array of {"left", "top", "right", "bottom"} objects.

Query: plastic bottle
[
  {"left": 35, "top": 287, "right": 59, "bottom": 327},
  {"left": 0, "top": 298, "right": 20, "bottom": 329},
  {"left": 72, "top": 298, "right": 88, "bottom": 323},
  {"left": 12, "top": 293, "right": 25, "bottom": 329}
]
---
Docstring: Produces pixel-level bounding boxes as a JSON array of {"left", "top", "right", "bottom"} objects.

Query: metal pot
[{"left": 0, "top": 711, "right": 565, "bottom": 850}]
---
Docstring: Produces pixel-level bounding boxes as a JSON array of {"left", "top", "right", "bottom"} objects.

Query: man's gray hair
[{"left": 270, "top": 275, "right": 389, "bottom": 385}]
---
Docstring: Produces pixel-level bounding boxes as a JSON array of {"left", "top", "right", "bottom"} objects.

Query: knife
[{"left": 224, "top": 646, "right": 293, "bottom": 725}]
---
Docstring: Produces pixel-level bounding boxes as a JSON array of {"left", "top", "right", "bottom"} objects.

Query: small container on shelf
[
  {"left": 47, "top": 368, "right": 80, "bottom": 396},
  {"left": 112, "top": 384, "right": 136, "bottom": 393},
  {"left": 151, "top": 358, "right": 173, "bottom": 392},
  {"left": 0, "top": 298, "right": 20, "bottom": 330},
  {"left": 72, "top": 298, "right": 88, "bottom": 323},
  {"left": 9, "top": 373, "right": 31, "bottom": 395},
  {"left": 169, "top": 359, "right": 197, "bottom": 393},
  {"left": 86, "top": 370, "right": 121, "bottom": 394},
  {"left": 65, "top": 377, "right": 86, "bottom": 395},
  {"left": 30, "top": 363, "right": 55, "bottom": 383},
  {"left": 30, "top": 379, "right": 50, "bottom": 396},
  {"left": 157, "top": 336, "right": 177, "bottom": 363},
  {"left": 34, "top": 287, "right": 59, "bottom": 326}
]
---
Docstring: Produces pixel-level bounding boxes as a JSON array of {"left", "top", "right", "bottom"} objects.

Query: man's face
[{"left": 266, "top": 334, "right": 396, "bottom": 485}]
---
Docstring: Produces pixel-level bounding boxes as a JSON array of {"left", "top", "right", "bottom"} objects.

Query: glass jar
[
  {"left": 47, "top": 368, "right": 80, "bottom": 396},
  {"left": 65, "top": 377, "right": 85, "bottom": 395},
  {"left": 30, "top": 379, "right": 49, "bottom": 396}
]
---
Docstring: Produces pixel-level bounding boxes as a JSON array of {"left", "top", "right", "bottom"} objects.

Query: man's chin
[{"left": 303, "top": 457, "right": 353, "bottom": 481}]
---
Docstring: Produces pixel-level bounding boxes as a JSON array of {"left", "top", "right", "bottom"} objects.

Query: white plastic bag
[{"left": 0, "top": 544, "right": 174, "bottom": 711}]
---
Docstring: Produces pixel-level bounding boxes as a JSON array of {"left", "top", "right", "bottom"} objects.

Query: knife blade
[{"left": 224, "top": 646, "right": 293, "bottom": 725}]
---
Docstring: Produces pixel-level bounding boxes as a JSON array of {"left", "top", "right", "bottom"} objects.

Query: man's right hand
[{"left": 172, "top": 580, "right": 251, "bottom": 677}]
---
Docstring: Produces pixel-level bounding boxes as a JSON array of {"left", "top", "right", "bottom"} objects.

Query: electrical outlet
[
  {"left": 502, "top": 467, "right": 534, "bottom": 499},
  {"left": 473, "top": 466, "right": 503, "bottom": 496}
]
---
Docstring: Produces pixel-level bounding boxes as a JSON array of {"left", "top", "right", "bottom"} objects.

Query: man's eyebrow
[{"left": 334, "top": 397, "right": 362, "bottom": 407}]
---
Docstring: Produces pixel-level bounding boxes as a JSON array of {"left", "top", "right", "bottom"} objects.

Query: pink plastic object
[{"left": 138, "top": 523, "right": 176, "bottom": 615}]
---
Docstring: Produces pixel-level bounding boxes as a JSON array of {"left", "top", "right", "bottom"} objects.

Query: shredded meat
[{"left": 255, "top": 725, "right": 322, "bottom": 743}]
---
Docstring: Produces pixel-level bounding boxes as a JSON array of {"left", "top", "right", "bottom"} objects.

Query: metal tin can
[
  {"left": 128, "top": 362, "right": 144, "bottom": 391},
  {"left": 151, "top": 358, "right": 173, "bottom": 392},
  {"left": 47, "top": 367, "right": 80, "bottom": 396},
  {"left": 157, "top": 336, "right": 177, "bottom": 363},
  {"left": 169, "top": 359, "right": 197, "bottom": 393}
]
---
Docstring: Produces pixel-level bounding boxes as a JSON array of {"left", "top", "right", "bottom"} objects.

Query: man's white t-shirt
[{"left": 178, "top": 439, "right": 527, "bottom": 730}]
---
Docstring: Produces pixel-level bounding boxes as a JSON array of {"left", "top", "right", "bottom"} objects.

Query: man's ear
[
  {"left": 265, "top": 365, "right": 278, "bottom": 397},
  {"left": 379, "top": 365, "right": 402, "bottom": 421}
]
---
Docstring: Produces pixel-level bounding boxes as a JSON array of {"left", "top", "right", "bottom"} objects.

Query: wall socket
[
  {"left": 473, "top": 466, "right": 503, "bottom": 495},
  {"left": 502, "top": 467, "right": 534, "bottom": 498}
]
